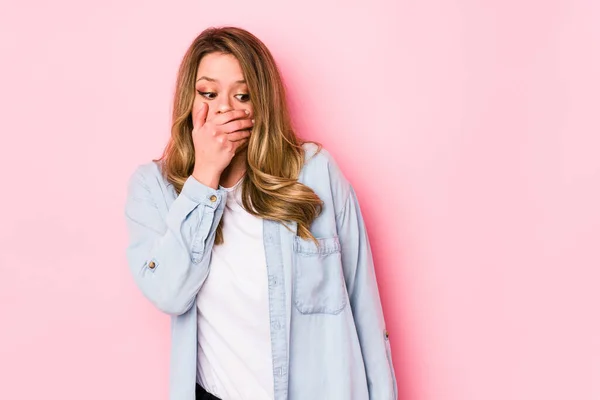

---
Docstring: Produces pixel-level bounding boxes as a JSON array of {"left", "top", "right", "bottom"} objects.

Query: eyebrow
[{"left": 196, "top": 76, "right": 246, "bottom": 84}]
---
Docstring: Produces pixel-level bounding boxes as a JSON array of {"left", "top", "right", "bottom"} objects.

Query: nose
[{"left": 215, "top": 97, "right": 234, "bottom": 114}]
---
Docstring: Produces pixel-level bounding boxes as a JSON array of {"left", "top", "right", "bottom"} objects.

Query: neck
[{"left": 219, "top": 149, "right": 247, "bottom": 188}]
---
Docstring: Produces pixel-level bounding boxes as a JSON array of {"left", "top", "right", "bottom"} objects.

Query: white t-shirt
[{"left": 196, "top": 177, "right": 274, "bottom": 400}]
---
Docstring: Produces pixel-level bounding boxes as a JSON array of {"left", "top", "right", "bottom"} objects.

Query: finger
[
  {"left": 227, "top": 129, "right": 252, "bottom": 142},
  {"left": 193, "top": 102, "right": 209, "bottom": 129},
  {"left": 232, "top": 138, "right": 250, "bottom": 153},
  {"left": 212, "top": 109, "right": 250, "bottom": 126},
  {"left": 222, "top": 118, "right": 254, "bottom": 134}
]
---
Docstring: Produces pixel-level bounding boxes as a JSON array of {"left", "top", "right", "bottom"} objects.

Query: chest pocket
[{"left": 293, "top": 235, "right": 348, "bottom": 315}]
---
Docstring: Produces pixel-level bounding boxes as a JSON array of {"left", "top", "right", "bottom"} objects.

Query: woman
[{"left": 125, "top": 26, "right": 397, "bottom": 400}]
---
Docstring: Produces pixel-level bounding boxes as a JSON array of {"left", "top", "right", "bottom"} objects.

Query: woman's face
[{"left": 192, "top": 52, "right": 253, "bottom": 126}]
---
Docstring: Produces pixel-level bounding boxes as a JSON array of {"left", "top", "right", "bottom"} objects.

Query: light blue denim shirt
[{"left": 125, "top": 143, "right": 397, "bottom": 400}]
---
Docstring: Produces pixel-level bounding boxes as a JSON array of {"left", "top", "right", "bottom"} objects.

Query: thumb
[{"left": 193, "top": 102, "right": 208, "bottom": 129}]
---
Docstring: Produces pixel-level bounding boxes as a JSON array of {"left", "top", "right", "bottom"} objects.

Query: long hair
[{"left": 155, "top": 26, "right": 323, "bottom": 244}]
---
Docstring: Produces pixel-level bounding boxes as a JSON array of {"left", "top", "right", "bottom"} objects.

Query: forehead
[{"left": 196, "top": 52, "right": 245, "bottom": 81}]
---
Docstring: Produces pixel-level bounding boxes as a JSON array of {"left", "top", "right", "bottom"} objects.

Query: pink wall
[{"left": 1, "top": 1, "right": 599, "bottom": 399}]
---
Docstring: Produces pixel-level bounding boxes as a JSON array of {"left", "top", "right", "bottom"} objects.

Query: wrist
[{"left": 192, "top": 167, "right": 221, "bottom": 189}]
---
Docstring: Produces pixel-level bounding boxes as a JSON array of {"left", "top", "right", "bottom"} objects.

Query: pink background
[{"left": 1, "top": 0, "right": 599, "bottom": 399}]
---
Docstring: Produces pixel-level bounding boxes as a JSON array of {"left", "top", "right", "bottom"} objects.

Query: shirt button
[
  {"left": 209, "top": 195, "right": 217, "bottom": 202},
  {"left": 148, "top": 261, "right": 156, "bottom": 269}
]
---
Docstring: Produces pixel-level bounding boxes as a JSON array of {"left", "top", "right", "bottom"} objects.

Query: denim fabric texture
[{"left": 124, "top": 143, "right": 398, "bottom": 400}]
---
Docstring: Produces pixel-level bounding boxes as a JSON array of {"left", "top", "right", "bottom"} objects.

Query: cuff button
[
  {"left": 209, "top": 195, "right": 217, "bottom": 202},
  {"left": 148, "top": 261, "right": 156, "bottom": 269}
]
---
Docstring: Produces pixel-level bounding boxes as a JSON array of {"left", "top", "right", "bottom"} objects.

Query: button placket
[{"left": 263, "top": 220, "right": 289, "bottom": 399}]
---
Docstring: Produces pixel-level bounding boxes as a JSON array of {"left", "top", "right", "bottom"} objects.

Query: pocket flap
[{"left": 293, "top": 236, "right": 341, "bottom": 255}]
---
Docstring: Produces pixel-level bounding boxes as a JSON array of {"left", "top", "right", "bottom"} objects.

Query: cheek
[{"left": 193, "top": 96, "right": 206, "bottom": 111}]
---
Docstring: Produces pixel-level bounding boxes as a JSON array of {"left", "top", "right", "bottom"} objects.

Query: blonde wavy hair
[{"left": 155, "top": 26, "right": 323, "bottom": 245}]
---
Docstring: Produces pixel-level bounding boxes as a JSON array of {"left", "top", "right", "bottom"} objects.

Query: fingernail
[
  {"left": 245, "top": 109, "right": 250, "bottom": 115},
  {"left": 251, "top": 119, "right": 255, "bottom": 123}
]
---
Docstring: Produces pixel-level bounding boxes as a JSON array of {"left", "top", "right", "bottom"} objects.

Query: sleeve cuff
[{"left": 181, "top": 175, "right": 227, "bottom": 210}]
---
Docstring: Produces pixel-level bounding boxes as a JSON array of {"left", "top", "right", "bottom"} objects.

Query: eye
[
  {"left": 197, "top": 91, "right": 216, "bottom": 99},
  {"left": 235, "top": 93, "right": 250, "bottom": 102}
]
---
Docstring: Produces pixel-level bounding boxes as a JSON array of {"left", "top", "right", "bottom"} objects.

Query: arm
[
  {"left": 337, "top": 185, "right": 398, "bottom": 399},
  {"left": 124, "top": 164, "right": 226, "bottom": 315}
]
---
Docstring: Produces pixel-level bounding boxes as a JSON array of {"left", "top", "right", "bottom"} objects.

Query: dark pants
[{"left": 195, "top": 383, "right": 222, "bottom": 400}]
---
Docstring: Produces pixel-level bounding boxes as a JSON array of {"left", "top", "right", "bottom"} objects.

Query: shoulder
[
  {"left": 126, "top": 159, "right": 170, "bottom": 194},
  {"left": 300, "top": 142, "right": 352, "bottom": 212}
]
